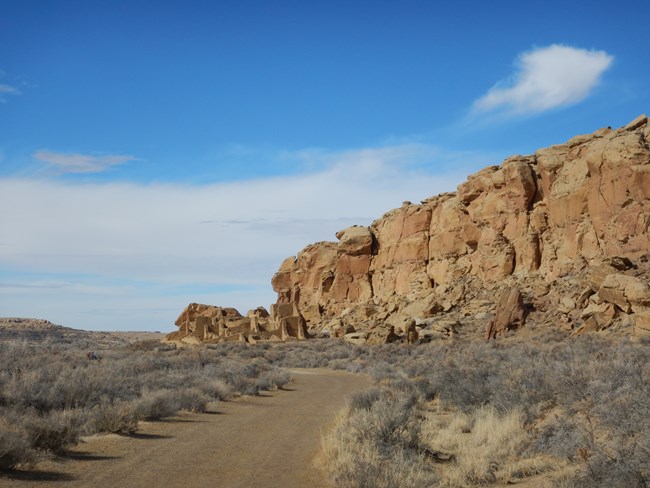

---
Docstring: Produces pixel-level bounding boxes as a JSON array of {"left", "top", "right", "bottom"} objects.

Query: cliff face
[{"left": 271, "top": 115, "right": 650, "bottom": 342}]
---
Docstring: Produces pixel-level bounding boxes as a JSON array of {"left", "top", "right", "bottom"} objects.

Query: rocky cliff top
[{"left": 270, "top": 115, "right": 650, "bottom": 343}]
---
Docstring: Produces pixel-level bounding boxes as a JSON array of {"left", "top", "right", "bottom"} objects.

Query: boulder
[
  {"left": 599, "top": 274, "right": 650, "bottom": 313},
  {"left": 327, "top": 318, "right": 355, "bottom": 338},
  {"left": 485, "top": 287, "right": 527, "bottom": 340},
  {"left": 426, "top": 319, "right": 458, "bottom": 337},
  {"left": 366, "top": 325, "right": 402, "bottom": 345},
  {"left": 344, "top": 332, "right": 367, "bottom": 345},
  {"left": 336, "top": 226, "right": 374, "bottom": 256},
  {"left": 401, "top": 293, "right": 444, "bottom": 319}
]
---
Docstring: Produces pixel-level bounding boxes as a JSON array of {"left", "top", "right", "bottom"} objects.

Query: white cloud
[
  {"left": 0, "top": 70, "right": 21, "bottom": 102},
  {"left": 33, "top": 150, "right": 138, "bottom": 174},
  {"left": 0, "top": 144, "right": 495, "bottom": 330},
  {"left": 0, "top": 83, "right": 20, "bottom": 103},
  {"left": 474, "top": 44, "right": 613, "bottom": 115},
  {"left": 0, "top": 84, "right": 18, "bottom": 94}
]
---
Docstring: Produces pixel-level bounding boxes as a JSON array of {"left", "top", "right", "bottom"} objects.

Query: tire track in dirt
[{"left": 3, "top": 369, "right": 370, "bottom": 488}]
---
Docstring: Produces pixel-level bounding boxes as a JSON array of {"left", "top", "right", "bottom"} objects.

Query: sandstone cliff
[{"left": 271, "top": 115, "right": 650, "bottom": 342}]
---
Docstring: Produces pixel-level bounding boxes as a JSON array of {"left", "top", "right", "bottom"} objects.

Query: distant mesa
[
  {"left": 0, "top": 318, "right": 165, "bottom": 347},
  {"left": 0, "top": 317, "right": 69, "bottom": 331},
  {"left": 173, "top": 114, "right": 650, "bottom": 344}
]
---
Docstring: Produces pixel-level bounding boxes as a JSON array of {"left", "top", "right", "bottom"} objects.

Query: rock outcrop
[
  {"left": 165, "top": 303, "right": 308, "bottom": 344},
  {"left": 271, "top": 115, "right": 650, "bottom": 342},
  {"left": 485, "top": 287, "right": 527, "bottom": 340}
]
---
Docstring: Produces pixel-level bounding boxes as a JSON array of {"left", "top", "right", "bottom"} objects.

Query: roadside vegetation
[
  {"left": 0, "top": 339, "right": 290, "bottom": 471},
  {"left": 1, "top": 332, "right": 647, "bottom": 487},
  {"left": 210, "top": 334, "right": 649, "bottom": 487}
]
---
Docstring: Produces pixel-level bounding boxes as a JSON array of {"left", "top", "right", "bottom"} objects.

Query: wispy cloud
[
  {"left": 0, "top": 143, "right": 496, "bottom": 330},
  {"left": 473, "top": 45, "right": 613, "bottom": 116},
  {"left": 0, "top": 84, "right": 18, "bottom": 94},
  {"left": 33, "top": 150, "right": 139, "bottom": 174},
  {"left": 0, "top": 69, "right": 21, "bottom": 102},
  {"left": 0, "top": 83, "right": 20, "bottom": 103}
]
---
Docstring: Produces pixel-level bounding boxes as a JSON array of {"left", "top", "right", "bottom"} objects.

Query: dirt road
[{"left": 4, "top": 368, "right": 369, "bottom": 488}]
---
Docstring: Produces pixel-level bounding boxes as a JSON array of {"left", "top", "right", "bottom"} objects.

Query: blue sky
[{"left": 1, "top": 1, "right": 648, "bottom": 331}]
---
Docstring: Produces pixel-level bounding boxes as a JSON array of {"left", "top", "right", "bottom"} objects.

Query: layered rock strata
[{"left": 272, "top": 115, "right": 650, "bottom": 342}]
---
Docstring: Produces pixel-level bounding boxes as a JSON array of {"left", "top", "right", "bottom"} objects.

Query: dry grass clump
[
  {"left": 422, "top": 406, "right": 557, "bottom": 486},
  {"left": 320, "top": 381, "right": 554, "bottom": 488},
  {"left": 321, "top": 388, "right": 437, "bottom": 488},
  {"left": 0, "top": 339, "right": 291, "bottom": 471}
]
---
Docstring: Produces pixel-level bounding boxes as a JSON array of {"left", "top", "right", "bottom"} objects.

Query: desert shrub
[
  {"left": 244, "top": 339, "right": 366, "bottom": 370},
  {"left": 347, "top": 388, "right": 380, "bottom": 413},
  {"left": 289, "top": 333, "right": 648, "bottom": 487},
  {"left": 350, "top": 394, "right": 420, "bottom": 449},
  {"left": 324, "top": 444, "right": 437, "bottom": 488},
  {"left": 483, "top": 356, "right": 557, "bottom": 423},
  {"left": 566, "top": 437, "right": 650, "bottom": 488},
  {"left": 20, "top": 409, "right": 86, "bottom": 454},
  {"left": 0, "top": 342, "right": 34, "bottom": 376},
  {"left": 0, "top": 421, "right": 34, "bottom": 470},
  {"left": 127, "top": 339, "right": 175, "bottom": 351},
  {"left": 196, "top": 378, "right": 232, "bottom": 401},
  {"left": 520, "top": 339, "right": 650, "bottom": 487},
  {"left": 366, "top": 362, "right": 393, "bottom": 382},
  {"left": 3, "top": 327, "right": 649, "bottom": 487},
  {"left": 135, "top": 390, "right": 180, "bottom": 420},
  {"left": 0, "top": 338, "right": 298, "bottom": 472},
  {"left": 89, "top": 400, "right": 139, "bottom": 435},
  {"left": 322, "top": 389, "right": 436, "bottom": 488},
  {"left": 430, "top": 364, "right": 492, "bottom": 412},
  {"left": 530, "top": 415, "right": 589, "bottom": 461},
  {"left": 51, "top": 367, "right": 107, "bottom": 410},
  {"left": 3, "top": 354, "right": 138, "bottom": 413},
  {"left": 224, "top": 374, "right": 259, "bottom": 396},
  {"left": 254, "top": 368, "right": 291, "bottom": 391},
  {"left": 173, "top": 388, "right": 209, "bottom": 413},
  {"left": 4, "top": 367, "right": 60, "bottom": 412}
]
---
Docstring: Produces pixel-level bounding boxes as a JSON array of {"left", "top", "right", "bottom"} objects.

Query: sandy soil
[{"left": 3, "top": 368, "right": 370, "bottom": 488}]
